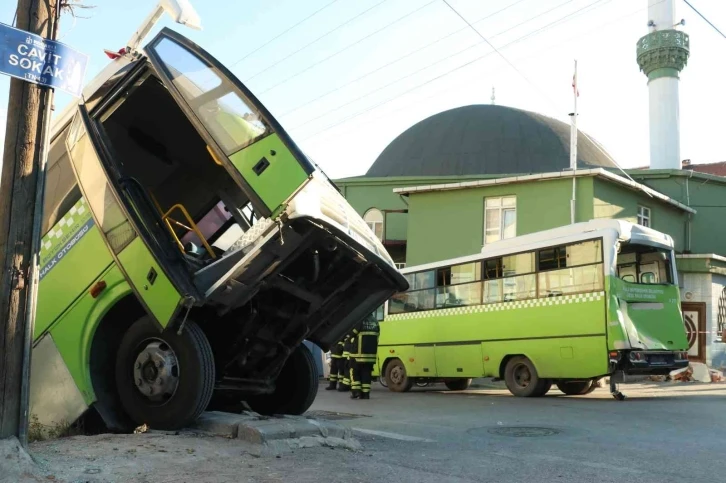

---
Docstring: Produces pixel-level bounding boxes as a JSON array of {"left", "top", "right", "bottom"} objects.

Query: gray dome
[{"left": 365, "top": 105, "right": 617, "bottom": 177}]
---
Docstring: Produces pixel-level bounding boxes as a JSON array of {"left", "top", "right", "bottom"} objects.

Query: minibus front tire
[
  {"left": 245, "top": 344, "right": 318, "bottom": 415},
  {"left": 115, "top": 316, "right": 215, "bottom": 430}
]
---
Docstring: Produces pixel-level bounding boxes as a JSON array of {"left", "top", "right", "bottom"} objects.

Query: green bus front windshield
[{"left": 616, "top": 243, "right": 675, "bottom": 285}]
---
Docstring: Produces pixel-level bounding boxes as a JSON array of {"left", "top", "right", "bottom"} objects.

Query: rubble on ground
[{"left": 654, "top": 363, "right": 726, "bottom": 383}]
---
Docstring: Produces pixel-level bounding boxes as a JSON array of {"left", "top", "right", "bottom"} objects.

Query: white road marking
[{"left": 352, "top": 428, "right": 435, "bottom": 442}]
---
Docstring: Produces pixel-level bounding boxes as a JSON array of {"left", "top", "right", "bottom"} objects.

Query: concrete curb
[{"left": 193, "top": 411, "right": 360, "bottom": 450}]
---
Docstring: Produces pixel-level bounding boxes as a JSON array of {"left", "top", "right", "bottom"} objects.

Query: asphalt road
[{"left": 308, "top": 379, "right": 726, "bottom": 483}]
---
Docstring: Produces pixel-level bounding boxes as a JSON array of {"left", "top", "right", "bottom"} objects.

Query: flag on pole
[{"left": 572, "top": 70, "right": 579, "bottom": 97}]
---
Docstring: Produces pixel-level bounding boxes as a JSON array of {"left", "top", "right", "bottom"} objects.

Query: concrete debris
[
  {"left": 193, "top": 411, "right": 359, "bottom": 450},
  {"left": 691, "top": 362, "right": 711, "bottom": 383},
  {"left": 668, "top": 364, "right": 726, "bottom": 383},
  {"left": 0, "top": 436, "right": 49, "bottom": 483},
  {"left": 670, "top": 366, "right": 693, "bottom": 382}
]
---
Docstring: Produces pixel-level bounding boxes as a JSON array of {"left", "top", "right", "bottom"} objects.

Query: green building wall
[
  {"left": 405, "top": 177, "right": 597, "bottom": 266},
  {"left": 629, "top": 170, "right": 726, "bottom": 255},
  {"left": 593, "top": 178, "right": 687, "bottom": 252}
]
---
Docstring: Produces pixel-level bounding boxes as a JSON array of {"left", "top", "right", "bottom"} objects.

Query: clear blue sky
[{"left": 1, "top": 0, "right": 724, "bottom": 178}]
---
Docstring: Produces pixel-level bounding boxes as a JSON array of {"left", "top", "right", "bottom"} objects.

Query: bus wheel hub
[
  {"left": 513, "top": 364, "right": 531, "bottom": 388},
  {"left": 133, "top": 340, "right": 179, "bottom": 401}
]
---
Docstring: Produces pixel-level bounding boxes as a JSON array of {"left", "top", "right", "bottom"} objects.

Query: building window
[
  {"left": 364, "top": 208, "right": 384, "bottom": 241},
  {"left": 395, "top": 262, "right": 406, "bottom": 270},
  {"left": 637, "top": 206, "right": 651, "bottom": 227},
  {"left": 484, "top": 196, "right": 516, "bottom": 244}
]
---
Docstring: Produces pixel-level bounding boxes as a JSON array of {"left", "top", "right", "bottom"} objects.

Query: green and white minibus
[
  {"left": 376, "top": 220, "right": 689, "bottom": 399},
  {"left": 29, "top": 3, "right": 407, "bottom": 433}
]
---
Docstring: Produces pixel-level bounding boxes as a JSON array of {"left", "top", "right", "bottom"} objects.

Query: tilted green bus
[
  {"left": 375, "top": 220, "right": 689, "bottom": 399},
  {"left": 28, "top": 19, "right": 406, "bottom": 432}
]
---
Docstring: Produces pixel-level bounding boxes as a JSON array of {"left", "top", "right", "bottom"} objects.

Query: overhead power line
[
  {"left": 294, "top": 0, "right": 603, "bottom": 134},
  {"left": 258, "top": 0, "right": 439, "bottom": 95},
  {"left": 302, "top": 0, "right": 658, "bottom": 143},
  {"left": 683, "top": 0, "right": 726, "bottom": 39},
  {"left": 441, "top": 0, "right": 560, "bottom": 111},
  {"left": 229, "top": 0, "right": 342, "bottom": 68},
  {"left": 243, "top": 0, "right": 389, "bottom": 83},
  {"left": 279, "top": 0, "right": 546, "bottom": 117}
]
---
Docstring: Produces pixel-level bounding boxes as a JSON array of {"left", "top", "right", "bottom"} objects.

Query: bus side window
[{"left": 621, "top": 274, "right": 635, "bottom": 283}]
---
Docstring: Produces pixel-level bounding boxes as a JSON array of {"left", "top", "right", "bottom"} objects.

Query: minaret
[{"left": 636, "top": 0, "right": 689, "bottom": 169}]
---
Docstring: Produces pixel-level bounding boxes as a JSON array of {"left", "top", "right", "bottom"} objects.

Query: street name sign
[{"left": 0, "top": 22, "right": 88, "bottom": 96}]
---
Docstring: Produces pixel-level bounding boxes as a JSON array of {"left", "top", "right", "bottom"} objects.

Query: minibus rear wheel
[
  {"left": 504, "top": 356, "right": 548, "bottom": 397},
  {"left": 115, "top": 316, "right": 215, "bottom": 430}
]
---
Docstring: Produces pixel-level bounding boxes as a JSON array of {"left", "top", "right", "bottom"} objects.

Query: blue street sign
[{"left": 0, "top": 22, "right": 88, "bottom": 97}]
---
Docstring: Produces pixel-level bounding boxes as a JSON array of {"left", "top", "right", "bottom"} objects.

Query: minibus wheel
[
  {"left": 115, "top": 316, "right": 215, "bottom": 430},
  {"left": 385, "top": 359, "right": 413, "bottom": 392},
  {"left": 444, "top": 378, "right": 472, "bottom": 391},
  {"left": 556, "top": 380, "right": 595, "bottom": 396},
  {"left": 504, "top": 356, "right": 548, "bottom": 397},
  {"left": 246, "top": 344, "right": 318, "bottom": 415}
]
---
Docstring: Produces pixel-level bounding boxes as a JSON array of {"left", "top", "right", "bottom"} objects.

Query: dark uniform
[
  {"left": 326, "top": 337, "right": 345, "bottom": 390},
  {"left": 337, "top": 329, "right": 356, "bottom": 392},
  {"left": 350, "top": 314, "right": 379, "bottom": 400}
]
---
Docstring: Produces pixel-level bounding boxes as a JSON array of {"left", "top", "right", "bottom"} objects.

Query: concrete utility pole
[
  {"left": 0, "top": 0, "right": 59, "bottom": 443},
  {"left": 636, "top": 0, "right": 689, "bottom": 170}
]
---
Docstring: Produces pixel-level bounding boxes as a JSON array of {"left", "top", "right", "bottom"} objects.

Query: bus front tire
[
  {"left": 556, "top": 380, "right": 595, "bottom": 396},
  {"left": 115, "top": 317, "right": 215, "bottom": 430},
  {"left": 444, "top": 378, "right": 472, "bottom": 391},
  {"left": 245, "top": 344, "right": 318, "bottom": 415},
  {"left": 385, "top": 359, "right": 413, "bottom": 392},
  {"left": 504, "top": 356, "right": 548, "bottom": 397}
]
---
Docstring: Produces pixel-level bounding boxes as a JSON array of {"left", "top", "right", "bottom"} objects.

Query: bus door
[
  {"left": 65, "top": 107, "right": 186, "bottom": 328},
  {"left": 143, "top": 28, "right": 315, "bottom": 219}
]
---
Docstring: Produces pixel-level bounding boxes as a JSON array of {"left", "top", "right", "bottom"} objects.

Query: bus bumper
[{"left": 610, "top": 350, "right": 690, "bottom": 376}]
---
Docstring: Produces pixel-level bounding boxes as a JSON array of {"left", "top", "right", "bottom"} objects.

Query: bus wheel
[
  {"left": 385, "top": 359, "right": 413, "bottom": 392},
  {"left": 115, "top": 317, "right": 215, "bottom": 430},
  {"left": 246, "top": 344, "right": 318, "bottom": 415},
  {"left": 444, "top": 379, "right": 472, "bottom": 391},
  {"left": 556, "top": 380, "right": 595, "bottom": 396},
  {"left": 504, "top": 356, "right": 547, "bottom": 397},
  {"left": 534, "top": 379, "right": 552, "bottom": 397}
]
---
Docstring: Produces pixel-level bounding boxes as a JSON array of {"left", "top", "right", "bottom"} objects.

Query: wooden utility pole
[{"left": 0, "top": 0, "right": 59, "bottom": 443}]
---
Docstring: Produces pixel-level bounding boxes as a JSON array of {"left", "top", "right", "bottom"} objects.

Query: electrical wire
[
  {"left": 279, "top": 0, "right": 557, "bottom": 117},
  {"left": 289, "top": 0, "right": 586, "bottom": 129},
  {"left": 683, "top": 0, "right": 726, "bottom": 39},
  {"left": 296, "top": 0, "right": 605, "bottom": 138},
  {"left": 243, "top": 0, "right": 390, "bottom": 82},
  {"left": 441, "top": 0, "right": 561, "bottom": 110},
  {"left": 229, "top": 0, "right": 343, "bottom": 68},
  {"left": 258, "top": 0, "right": 439, "bottom": 95}
]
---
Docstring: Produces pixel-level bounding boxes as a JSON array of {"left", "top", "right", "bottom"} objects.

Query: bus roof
[{"left": 400, "top": 219, "right": 674, "bottom": 274}]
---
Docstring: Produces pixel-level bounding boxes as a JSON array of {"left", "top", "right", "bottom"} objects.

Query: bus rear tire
[
  {"left": 444, "top": 379, "right": 472, "bottom": 391},
  {"left": 245, "top": 344, "right": 318, "bottom": 415},
  {"left": 504, "top": 356, "right": 547, "bottom": 397},
  {"left": 556, "top": 380, "right": 595, "bottom": 396},
  {"left": 534, "top": 379, "right": 552, "bottom": 397},
  {"left": 385, "top": 359, "right": 413, "bottom": 392},
  {"left": 115, "top": 317, "right": 215, "bottom": 430}
]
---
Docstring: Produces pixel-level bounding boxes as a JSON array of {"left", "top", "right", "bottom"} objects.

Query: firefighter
[
  {"left": 337, "top": 328, "right": 357, "bottom": 392},
  {"left": 350, "top": 313, "right": 379, "bottom": 400},
  {"left": 325, "top": 337, "right": 345, "bottom": 390}
]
